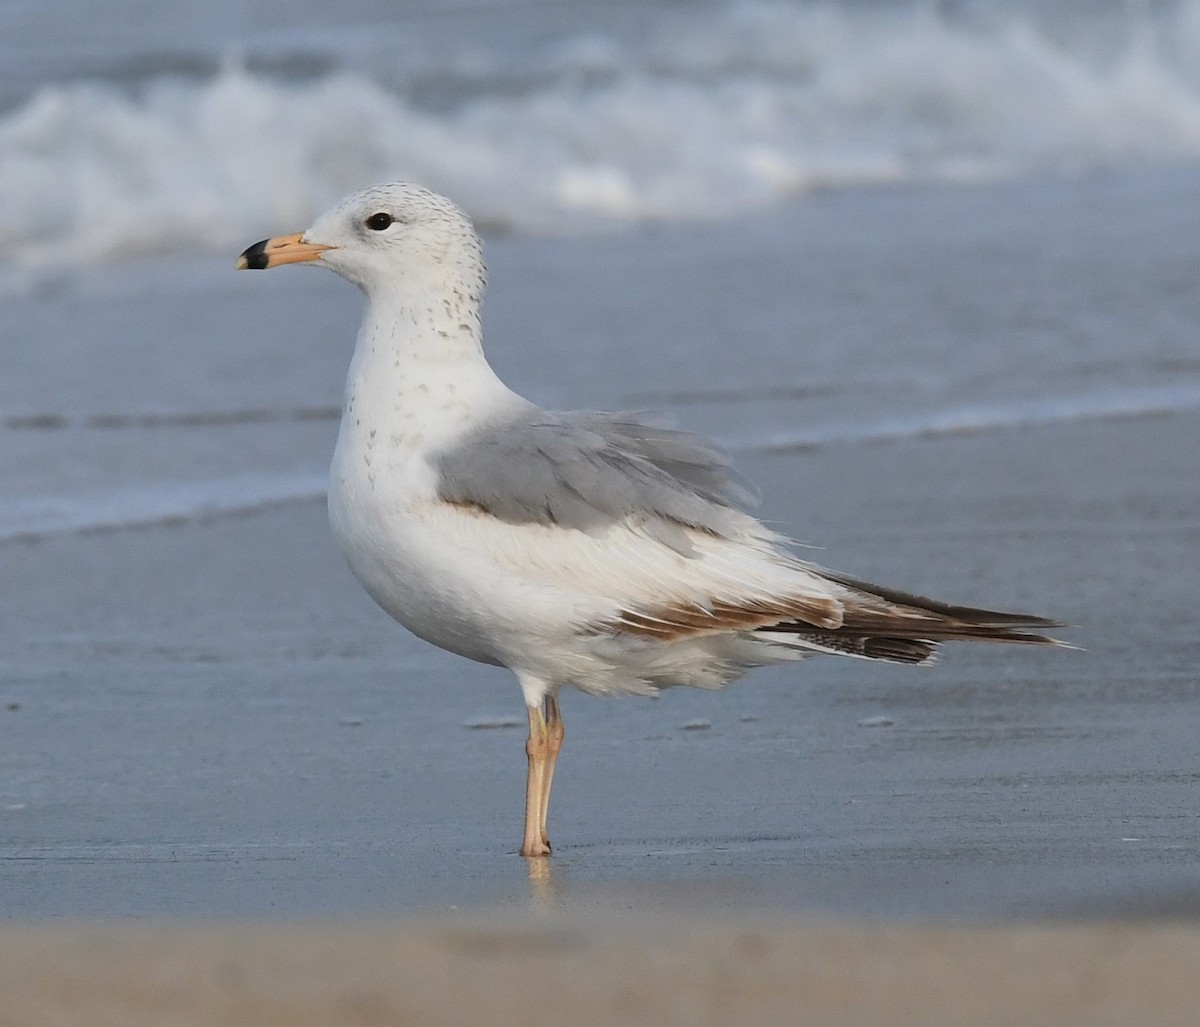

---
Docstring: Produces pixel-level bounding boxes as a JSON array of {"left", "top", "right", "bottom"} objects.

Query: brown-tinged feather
[
  {"left": 613, "top": 567, "right": 1065, "bottom": 663},
  {"left": 615, "top": 593, "right": 844, "bottom": 641},
  {"left": 822, "top": 570, "right": 1065, "bottom": 630}
]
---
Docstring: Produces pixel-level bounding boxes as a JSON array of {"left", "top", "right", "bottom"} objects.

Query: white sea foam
[
  {"left": 5, "top": 2, "right": 1200, "bottom": 265},
  {"left": 0, "top": 472, "right": 325, "bottom": 543},
  {"left": 751, "top": 382, "right": 1200, "bottom": 453}
]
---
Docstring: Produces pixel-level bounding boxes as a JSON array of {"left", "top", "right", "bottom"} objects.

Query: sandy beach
[
  {"left": 4, "top": 400, "right": 1198, "bottom": 921},
  {"left": 3, "top": 162, "right": 1199, "bottom": 1019},
  {"left": 5, "top": 0, "right": 1200, "bottom": 1019},
  {"left": 4, "top": 917, "right": 1200, "bottom": 1027}
]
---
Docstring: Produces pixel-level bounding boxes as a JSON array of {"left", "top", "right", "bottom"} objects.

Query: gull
[{"left": 237, "top": 182, "right": 1065, "bottom": 857}]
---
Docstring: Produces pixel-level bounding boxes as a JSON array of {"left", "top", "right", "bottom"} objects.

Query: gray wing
[
  {"left": 564, "top": 412, "right": 760, "bottom": 510},
  {"left": 432, "top": 409, "right": 759, "bottom": 546}
]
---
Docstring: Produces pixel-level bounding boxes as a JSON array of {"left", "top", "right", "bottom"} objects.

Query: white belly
[{"left": 327, "top": 443, "right": 508, "bottom": 666}]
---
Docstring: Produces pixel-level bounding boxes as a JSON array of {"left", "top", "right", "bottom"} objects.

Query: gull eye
[{"left": 365, "top": 212, "right": 394, "bottom": 231}]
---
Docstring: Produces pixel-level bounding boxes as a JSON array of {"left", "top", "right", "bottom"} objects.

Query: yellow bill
[{"left": 235, "top": 233, "right": 333, "bottom": 270}]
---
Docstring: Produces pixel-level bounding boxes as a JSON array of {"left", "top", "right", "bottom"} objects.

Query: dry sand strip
[{"left": 2, "top": 918, "right": 1198, "bottom": 1027}]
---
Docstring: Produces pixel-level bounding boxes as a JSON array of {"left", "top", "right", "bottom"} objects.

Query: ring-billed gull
[{"left": 237, "top": 182, "right": 1065, "bottom": 857}]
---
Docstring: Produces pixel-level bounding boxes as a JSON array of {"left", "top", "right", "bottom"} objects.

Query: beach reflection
[{"left": 525, "top": 855, "right": 562, "bottom": 912}]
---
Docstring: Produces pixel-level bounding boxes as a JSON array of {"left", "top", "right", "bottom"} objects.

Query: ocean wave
[{"left": 4, "top": 2, "right": 1200, "bottom": 263}]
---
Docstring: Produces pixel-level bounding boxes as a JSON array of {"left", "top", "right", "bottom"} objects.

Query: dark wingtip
[{"left": 235, "top": 239, "right": 270, "bottom": 270}]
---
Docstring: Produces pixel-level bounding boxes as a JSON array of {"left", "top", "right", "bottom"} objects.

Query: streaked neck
[{"left": 339, "top": 289, "right": 518, "bottom": 454}]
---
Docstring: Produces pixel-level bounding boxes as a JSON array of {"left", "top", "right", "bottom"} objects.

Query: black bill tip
[{"left": 235, "top": 239, "right": 270, "bottom": 270}]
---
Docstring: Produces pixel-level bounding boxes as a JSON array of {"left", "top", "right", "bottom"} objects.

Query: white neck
[{"left": 337, "top": 286, "right": 523, "bottom": 461}]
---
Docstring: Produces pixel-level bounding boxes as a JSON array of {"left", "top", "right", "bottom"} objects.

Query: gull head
[{"left": 236, "top": 182, "right": 486, "bottom": 299}]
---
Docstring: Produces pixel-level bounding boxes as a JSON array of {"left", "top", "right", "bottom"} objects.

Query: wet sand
[
  {"left": 2, "top": 172, "right": 1199, "bottom": 1020},
  {"left": 2, "top": 407, "right": 1197, "bottom": 921}
]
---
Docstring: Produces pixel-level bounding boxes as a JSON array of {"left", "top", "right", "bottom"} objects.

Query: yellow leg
[
  {"left": 520, "top": 695, "right": 565, "bottom": 857},
  {"left": 521, "top": 703, "right": 550, "bottom": 857},
  {"left": 538, "top": 695, "right": 565, "bottom": 850}
]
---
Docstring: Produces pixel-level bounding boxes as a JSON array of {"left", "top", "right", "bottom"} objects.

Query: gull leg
[
  {"left": 521, "top": 704, "right": 550, "bottom": 857},
  {"left": 538, "top": 694, "right": 565, "bottom": 851}
]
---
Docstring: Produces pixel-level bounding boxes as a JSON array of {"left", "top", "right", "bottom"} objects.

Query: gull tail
[{"left": 757, "top": 569, "right": 1071, "bottom": 666}]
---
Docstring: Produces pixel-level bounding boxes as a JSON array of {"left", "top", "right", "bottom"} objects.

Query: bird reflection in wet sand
[{"left": 525, "top": 850, "right": 561, "bottom": 910}]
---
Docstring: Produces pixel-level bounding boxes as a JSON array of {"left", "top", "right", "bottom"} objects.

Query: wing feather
[
  {"left": 432, "top": 410, "right": 755, "bottom": 547},
  {"left": 426, "top": 409, "right": 1064, "bottom": 655}
]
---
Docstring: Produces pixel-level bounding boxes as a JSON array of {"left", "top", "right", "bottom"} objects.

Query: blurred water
[
  {"left": 6, "top": 1, "right": 1200, "bottom": 262},
  {"left": 1, "top": 168, "right": 1198, "bottom": 541},
  {"left": 2, "top": 2, "right": 1199, "bottom": 921},
  {"left": 0, "top": 2, "right": 1198, "bottom": 540}
]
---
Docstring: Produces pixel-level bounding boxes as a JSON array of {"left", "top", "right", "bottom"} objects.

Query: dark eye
[{"left": 365, "top": 212, "right": 394, "bottom": 231}]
